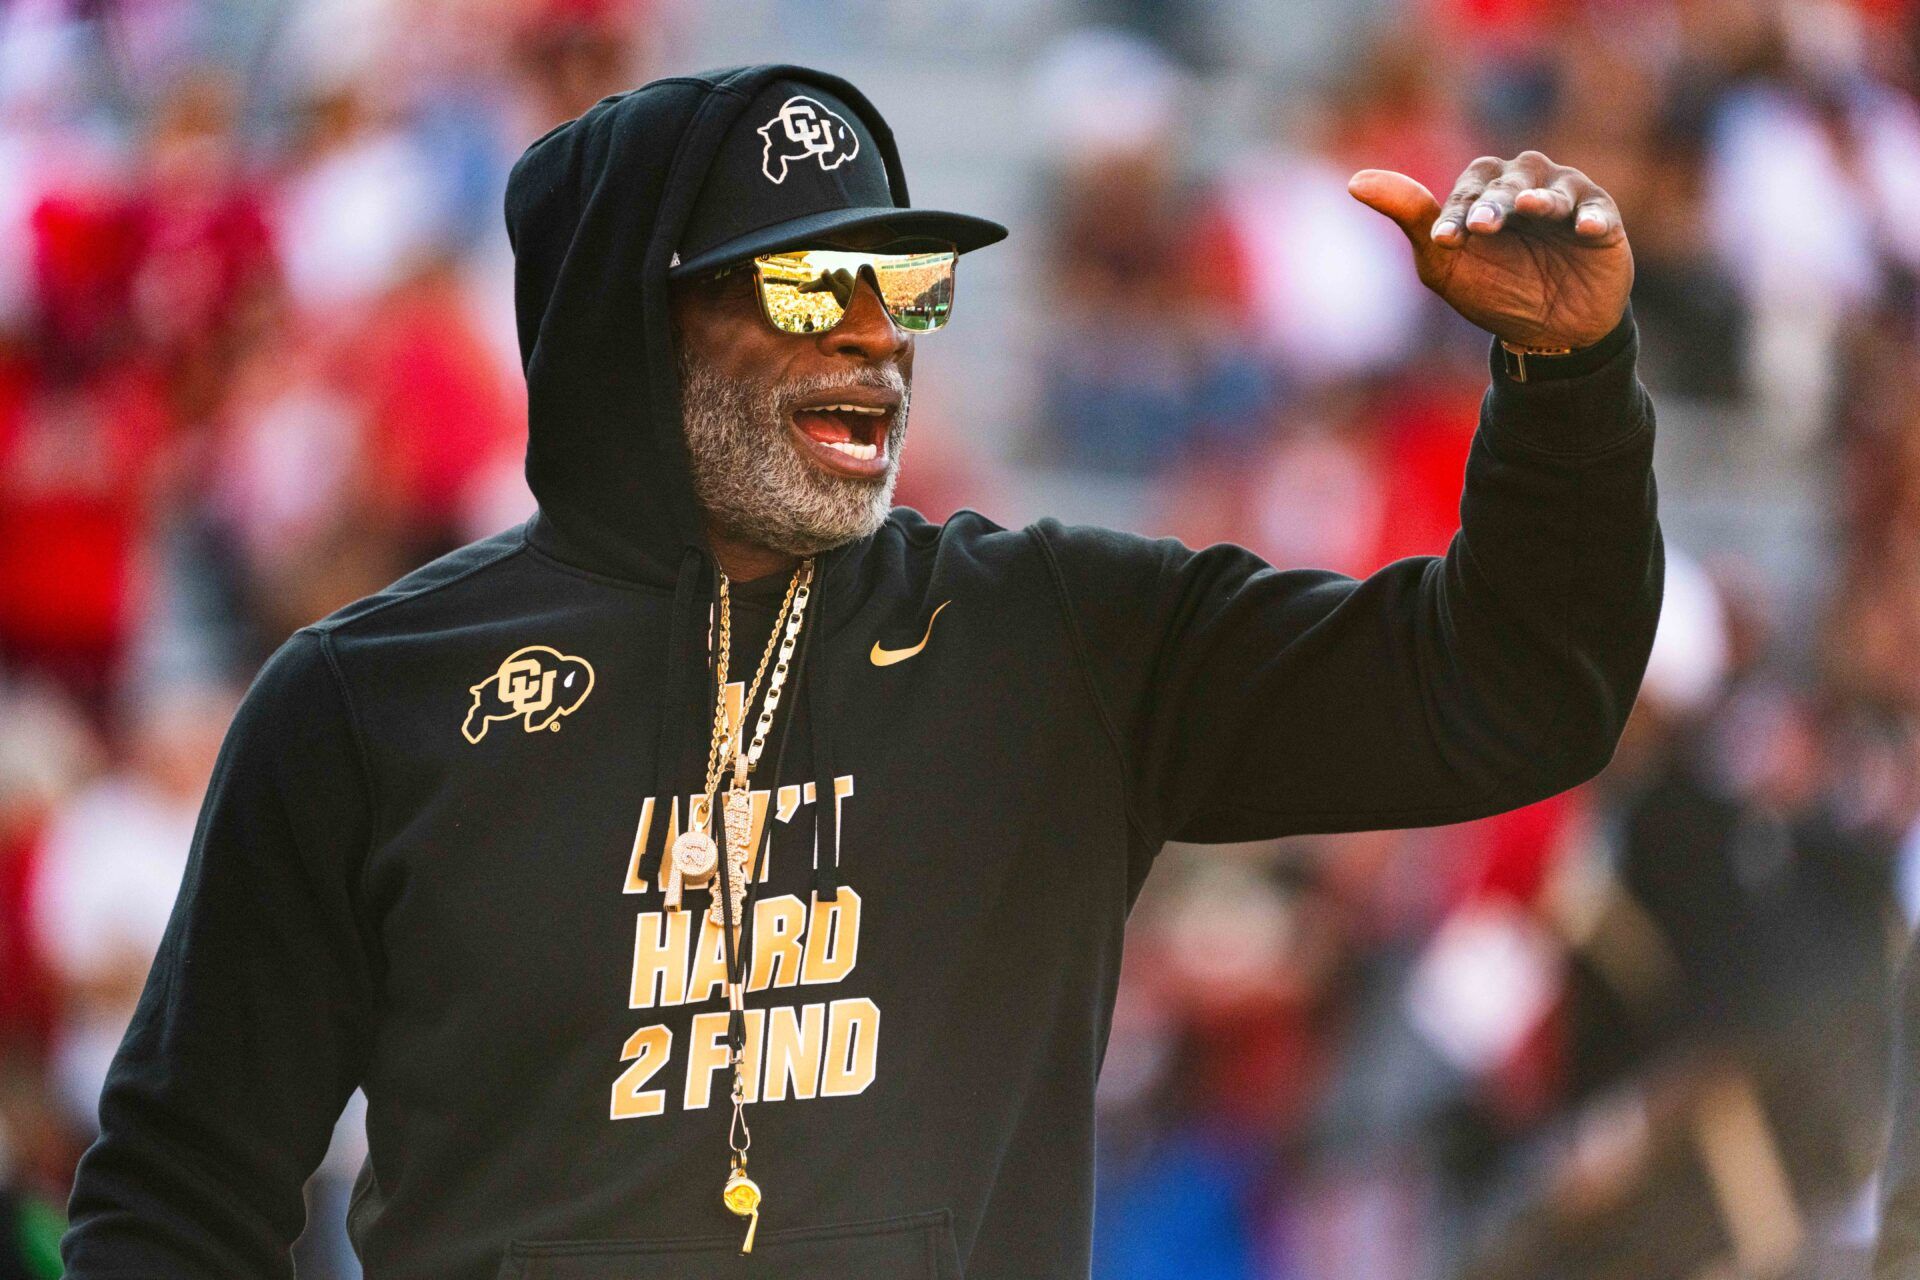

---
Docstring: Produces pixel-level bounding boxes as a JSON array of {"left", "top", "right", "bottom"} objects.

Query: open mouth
[{"left": 788, "top": 394, "right": 899, "bottom": 480}]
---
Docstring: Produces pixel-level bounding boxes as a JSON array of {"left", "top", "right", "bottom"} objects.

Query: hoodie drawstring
[
  {"left": 805, "top": 566, "right": 840, "bottom": 904},
  {"left": 638, "top": 546, "right": 713, "bottom": 888}
]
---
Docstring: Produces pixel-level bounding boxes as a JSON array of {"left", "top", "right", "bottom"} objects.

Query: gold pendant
[
  {"left": 708, "top": 874, "right": 749, "bottom": 928},
  {"left": 667, "top": 828, "right": 717, "bottom": 914},
  {"left": 723, "top": 1162, "right": 761, "bottom": 1253},
  {"left": 672, "top": 828, "right": 718, "bottom": 880},
  {"left": 709, "top": 787, "right": 753, "bottom": 928}
]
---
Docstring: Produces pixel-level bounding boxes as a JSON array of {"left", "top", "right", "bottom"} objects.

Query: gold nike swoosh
[{"left": 870, "top": 600, "right": 951, "bottom": 667}]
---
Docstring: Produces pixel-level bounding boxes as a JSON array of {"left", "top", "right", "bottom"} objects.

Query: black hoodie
[{"left": 61, "top": 64, "right": 1664, "bottom": 1280}]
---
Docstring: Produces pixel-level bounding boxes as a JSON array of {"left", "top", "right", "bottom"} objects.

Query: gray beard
[{"left": 676, "top": 345, "right": 909, "bottom": 557}]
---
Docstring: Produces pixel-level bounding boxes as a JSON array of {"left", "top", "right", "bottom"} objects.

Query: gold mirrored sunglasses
[{"left": 710, "top": 245, "right": 958, "bottom": 336}]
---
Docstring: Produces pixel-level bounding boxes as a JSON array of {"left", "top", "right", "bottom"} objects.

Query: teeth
[
  {"left": 823, "top": 440, "right": 878, "bottom": 460},
  {"left": 819, "top": 404, "right": 886, "bottom": 415}
]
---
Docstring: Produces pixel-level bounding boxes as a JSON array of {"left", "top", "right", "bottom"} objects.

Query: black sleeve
[
  {"left": 1878, "top": 939, "right": 1920, "bottom": 1279},
  {"left": 60, "top": 627, "right": 380, "bottom": 1279},
  {"left": 1034, "top": 309, "right": 1663, "bottom": 849}
]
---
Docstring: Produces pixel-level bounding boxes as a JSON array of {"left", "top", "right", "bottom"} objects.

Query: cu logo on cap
[{"left": 757, "top": 95, "right": 860, "bottom": 184}]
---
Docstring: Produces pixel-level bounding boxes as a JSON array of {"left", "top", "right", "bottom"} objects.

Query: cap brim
[{"left": 668, "top": 206, "right": 1007, "bottom": 279}]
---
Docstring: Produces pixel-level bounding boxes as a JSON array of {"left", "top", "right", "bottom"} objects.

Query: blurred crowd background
[{"left": 1, "top": 0, "right": 1917, "bottom": 1276}]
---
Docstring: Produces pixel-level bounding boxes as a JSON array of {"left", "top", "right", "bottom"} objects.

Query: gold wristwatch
[{"left": 1497, "top": 338, "right": 1576, "bottom": 384}]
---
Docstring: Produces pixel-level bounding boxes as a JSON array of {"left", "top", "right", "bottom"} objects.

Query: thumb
[{"left": 1348, "top": 169, "right": 1442, "bottom": 247}]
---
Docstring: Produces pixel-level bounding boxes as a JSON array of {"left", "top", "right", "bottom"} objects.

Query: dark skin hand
[
  {"left": 670, "top": 264, "right": 914, "bottom": 581},
  {"left": 1348, "top": 151, "right": 1633, "bottom": 350},
  {"left": 798, "top": 267, "right": 860, "bottom": 306}
]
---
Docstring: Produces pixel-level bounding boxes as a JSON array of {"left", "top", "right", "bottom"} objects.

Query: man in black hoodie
[{"left": 60, "top": 64, "right": 1662, "bottom": 1279}]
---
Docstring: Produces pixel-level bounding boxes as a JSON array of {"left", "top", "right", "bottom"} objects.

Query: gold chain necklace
[
  {"left": 664, "top": 559, "right": 810, "bottom": 913},
  {"left": 663, "top": 556, "right": 815, "bottom": 1256},
  {"left": 713, "top": 558, "right": 811, "bottom": 930}
]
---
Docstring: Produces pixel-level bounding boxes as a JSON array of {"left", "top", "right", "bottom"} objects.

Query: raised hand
[
  {"left": 1348, "top": 151, "right": 1632, "bottom": 350},
  {"left": 797, "top": 266, "right": 859, "bottom": 306}
]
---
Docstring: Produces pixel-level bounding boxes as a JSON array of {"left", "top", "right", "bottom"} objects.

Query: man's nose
[{"left": 820, "top": 266, "right": 908, "bottom": 363}]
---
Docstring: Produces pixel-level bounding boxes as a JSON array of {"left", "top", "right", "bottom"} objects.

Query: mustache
[{"left": 773, "top": 367, "right": 909, "bottom": 410}]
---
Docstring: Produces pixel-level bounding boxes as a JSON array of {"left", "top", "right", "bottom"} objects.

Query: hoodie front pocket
[{"left": 497, "top": 1208, "right": 963, "bottom": 1279}]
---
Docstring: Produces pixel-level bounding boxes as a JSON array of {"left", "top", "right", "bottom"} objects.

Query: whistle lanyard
[{"left": 676, "top": 558, "right": 814, "bottom": 1253}]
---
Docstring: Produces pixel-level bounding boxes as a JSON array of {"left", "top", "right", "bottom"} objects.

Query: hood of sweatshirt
[
  {"left": 507, "top": 62, "right": 929, "bottom": 586},
  {"left": 503, "top": 64, "right": 951, "bottom": 911}
]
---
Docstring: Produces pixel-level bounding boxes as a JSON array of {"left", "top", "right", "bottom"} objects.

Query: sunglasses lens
[
  {"left": 754, "top": 248, "right": 957, "bottom": 335},
  {"left": 871, "top": 249, "right": 956, "bottom": 332},
  {"left": 756, "top": 253, "right": 850, "bottom": 334}
]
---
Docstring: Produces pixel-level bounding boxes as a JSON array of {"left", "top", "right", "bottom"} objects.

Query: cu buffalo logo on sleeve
[
  {"left": 463, "top": 646, "right": 595, "bottom": 744},
  {"left": 757, "top": 96, "right": 860, "bottom": 184}
]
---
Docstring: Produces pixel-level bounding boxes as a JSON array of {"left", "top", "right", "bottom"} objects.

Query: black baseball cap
[{"left": 667, "top": 79, "right": 1007, "bottom": 280}]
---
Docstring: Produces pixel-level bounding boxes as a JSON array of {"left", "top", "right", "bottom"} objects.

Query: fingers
[
  {"left": 799, "top": 268, "right": 860, "bottom": 305},
  {"left": 1347, "top": 168, "right": 1442, "bottom": 248},
  {"left": 1568, "top": 175, "right": 1626, "bottom": 245},
  {"left": 1430, "top": 156, "right": 1506, "bottom": 246},
  {"left": 1461, "top": 150, "right": 1552, "bottom": 234},
  {"left": 1355, "top": 150, "right": 1627, "bottom": 273},
  {"left": 830, "top": 268, "right": 858, "bottom": 306},
  {"left": 1513, "top": 181, "right": 1574, "bottom": 222},
  {"left": 1431, "top": 151, "right": 1623, "bottom": 246},
  {"left": 1516, "top": 171, "right": 1611, "bottom": 234}
]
